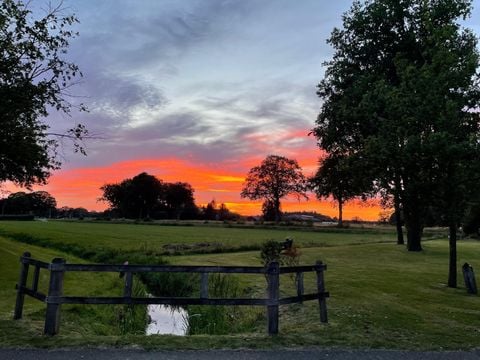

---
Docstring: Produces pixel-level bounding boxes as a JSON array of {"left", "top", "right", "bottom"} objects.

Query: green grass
[
  {"left": 0, "top": 236, "right": 147, "bottom": 346},
  {"left": 0, "top": 220, "right": 400, "bottom": 256},
  {"left": 172, "top": 240, "right": 480, "bottom": 350},
  {"left": 0, "top": 220, "right": 478, "bottom": 350}
]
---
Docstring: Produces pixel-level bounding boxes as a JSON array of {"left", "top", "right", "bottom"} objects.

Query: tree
[
  {"left": 261, "top": 200, "right": 278, "bottom": 222},
  {"left": 310, "top": 154, "right": 371, "bottom": 227},
  {"left": 241, "top": 155, "right": 308, "bottom": 222},
  {"left": 203, "top": 199, "right": 217, "bottom": 220},
  {"left": 100, "top": 172, "right": 164, "bottom": 219},
  {"left": 100, "top": 173, "right": 200, "bottom": 220},
  {"left": 2, "top": 191, "right": 56, "bottom": 216},
  {"left": 1, "top": 0, "right": 87, "bottom": 187},
  {"left": 163, "top": 182, "right": 196, "bottom": 220},
  {"left": 313, "top": 0, "right": 479, "bottom": 258},
  {"left": 29, "top": 191, "right": 57, "bottom": 217}
]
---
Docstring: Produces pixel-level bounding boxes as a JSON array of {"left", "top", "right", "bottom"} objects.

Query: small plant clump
[{"left": 259, "top": 238, "right": 301, "bottom": 268}]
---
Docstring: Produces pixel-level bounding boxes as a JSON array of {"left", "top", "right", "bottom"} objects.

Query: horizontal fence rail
[{"left": 14, "top": 251, "right": 329, "bottom": 336}]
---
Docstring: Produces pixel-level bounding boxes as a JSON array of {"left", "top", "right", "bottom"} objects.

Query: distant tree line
[
  {"left": 0, "top": 191, "right": 102, "bottom": 219},
  {"left": 0, "top": 191, "right": 56, "bottom": 217},
  {"left": 100, "top": 172, "right": 240, "bottom": 221}
]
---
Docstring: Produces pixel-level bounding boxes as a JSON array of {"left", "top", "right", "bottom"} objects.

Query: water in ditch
[{"left": 146, "top": 304, "right": 188, "bottom": 335}]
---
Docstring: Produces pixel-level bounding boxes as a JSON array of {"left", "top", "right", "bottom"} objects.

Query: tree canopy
[
  {"left": 100, "top": 172, "right": 198, "bottom": 220},
  {"left": 0, "top": 0, "right": 87, "bottom": 187},
  {"left": 0, "top": 190, "right": 56, "bottom": 217},
  {"left": 313, "top": 0, "right": 480, "bottom": 286},
  {"left": 314, "top": 0, "right": 479, "bottom": 249},
  {"left": 240, "top": 155, "right": 308, "bottom": 222},
  {"left": 310, "top": 154, "right": 371, "bottom": 227}
]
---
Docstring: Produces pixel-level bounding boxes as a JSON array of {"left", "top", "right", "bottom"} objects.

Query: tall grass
[{"left": 187, "top": 274, "right": 262, "bottom": 335}]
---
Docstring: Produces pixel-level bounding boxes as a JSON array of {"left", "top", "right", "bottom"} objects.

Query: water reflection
[{"left": 146, "top": 304, "right": 188, "bottom": 336}]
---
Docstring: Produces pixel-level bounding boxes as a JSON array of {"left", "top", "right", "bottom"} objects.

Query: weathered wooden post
[
  {"left": 462, "top": 263, "right": 478, "bottom": 295},
  {"left": 14, "top": 252, "right": 31, "bottom": 320},
  {"left": 267, "top": 261, "right": 280, "bottom": 335},
  {"left": 315, "top": 260, "right": 328, "bottom": 323},
  {"left": 32, "top": 265, "right": 40, "bottom": 293},
  {"left": 44, "top": 258, "right": 65, "bottom": 335},
  {"left": 123, "top": 272, "right": 133, "bottom": 299},
  {"left": 296, "top": 272, "right": 304, "bottom": 303},
  {"left": 200, "top": 273, "right": 209, "bottom": 299}
]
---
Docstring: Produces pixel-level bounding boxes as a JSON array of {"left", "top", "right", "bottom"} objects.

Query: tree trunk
[
  {"left": 405, "top": 210, "right": 423, "bottom": 251},
  {"left": 395, "top": 210, "right": 404, "bottom": 245},
  {"left": 338, "top": 199, "right": 343, "bottom": 228},
  {"left": 393, "top": 194, "right": 404, "bottom": 245},
  {"left": 403, "top": 192, "right": 424, "bottom": 251},
  {"left": 448, "top": 223, "right": 457, "bottom": 288},
  {"left": 274, "top": 198, "right": 281, "bottom": 223}
]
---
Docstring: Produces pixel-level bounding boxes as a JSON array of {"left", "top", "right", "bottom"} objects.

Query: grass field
[
  {"left": 0, "top": 220, "right": 478, "bottom": 350},
  {"left": 0, "top": 236, "right": 147, "bottom": 347}
]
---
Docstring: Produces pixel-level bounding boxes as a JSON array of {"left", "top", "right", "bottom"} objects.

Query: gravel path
[{"left": 1, "top": 349, "right": 480, "bottom": 360}]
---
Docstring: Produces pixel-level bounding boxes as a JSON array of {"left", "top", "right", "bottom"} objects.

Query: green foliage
[
  {"left": 260, "top": 240, "right": 284, "bottom": 267},
  {"left": 259, "top": 239, "right": 302, "bottom": 269},
  {"left": 0, "top": 0, "right": 87, "bottom": 186},
  {"left": 463, "top": 202, "right": 480, "bottom": 236},
  {"left": 187, "top": 274, "right": 260, "bottom": 335},
  {"left": 116, "top": 280, "right": 148, "bottom": 335},
  {"left": 314, "top": 0, "right": 480, "bottom": 253}
]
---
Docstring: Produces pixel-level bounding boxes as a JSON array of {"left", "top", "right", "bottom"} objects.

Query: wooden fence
[{"left": 14, "top": 251, "right": 329, "bottom": 336}]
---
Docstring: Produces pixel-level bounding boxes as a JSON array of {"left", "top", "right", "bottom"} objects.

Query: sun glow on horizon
[{"left": 3, "top": 156, "right": 382, "bottom": 221}]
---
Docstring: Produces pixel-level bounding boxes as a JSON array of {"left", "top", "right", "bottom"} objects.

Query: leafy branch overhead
[{"left": 0, "top": 0, "right": 88, "bottom": 186}]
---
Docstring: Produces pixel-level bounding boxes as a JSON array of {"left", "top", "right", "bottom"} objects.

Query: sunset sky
[{"left": 6, "top": 0, "right": 480, "bottom": 220}]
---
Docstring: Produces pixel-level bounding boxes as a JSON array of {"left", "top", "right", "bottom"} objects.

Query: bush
[{"left": 260, "top": 240, "right": 284, "bottom": 267}]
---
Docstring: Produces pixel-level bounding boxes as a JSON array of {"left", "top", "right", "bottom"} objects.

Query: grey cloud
[{"left": 121, "top": 112, "right": 211, "bottom": 142}]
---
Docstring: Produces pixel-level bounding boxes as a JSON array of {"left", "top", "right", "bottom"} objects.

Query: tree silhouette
[
  {"left": 241, "top": 155, "right": 308, "bottom": 222},
  {"left": 310, "top": 154, "right": 370, "bottom": 227}
]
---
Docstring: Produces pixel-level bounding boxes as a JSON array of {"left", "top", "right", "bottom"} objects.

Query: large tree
[
  {"left": 1, "top": 0, "right": 87, "bottom": 187},
  {"left": 163, "top": 182, "right": 196, "bottom": 220},
  {"left": 1, "top": 190, "right": 56, "bottom": 216},
  {"left": 100, "top": 172, "right": 164, "bottom": 219},
  {"left": 100, "top": 173, "right": 200, "bottom": 220},
  {"left": 241, "top": 155, "right": 308, "bottom": 222},
  {"left": 310, "top": 154, "right": 371, "bottom": 227},
  {"left": 314, "top": 0, "right": 480, "bottom": 258}
]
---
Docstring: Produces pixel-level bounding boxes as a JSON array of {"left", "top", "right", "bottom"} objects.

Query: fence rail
[{"left": 14, "top": 251, "right": 329, "bottom": 336}]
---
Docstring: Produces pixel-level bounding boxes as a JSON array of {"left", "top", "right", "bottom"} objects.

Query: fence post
[
  {"left": 200, "top": 273, "right": 209, "bottom": 299},
  {"left": 315, "top": 260, "right": 328, "bottom": 323},
  {"left": 32, "top": 265, "right": 40, "bottom": 293},
  {"left": 14, "top": 252, "right": 31, "bottom": 320},
  {"left": 296, "top": 272, "right": 304, "bottom": 303},
  {"left": 44, "top": 258, "right": 65, "bottom": 335},
  {"left": 123, "top": 272, "right": 133, "bottom": 299},
  {"left": 267, "top": 261, "right": 280, "bottom": 335}
]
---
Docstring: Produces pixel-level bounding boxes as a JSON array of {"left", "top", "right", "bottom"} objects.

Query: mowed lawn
[
  {"left": 0, "top": 220, "right": 399, "bottom": 254},
  {"left": 0, "top": 236, "right": 149, "bottom": 347},
  {"left": 0, "top": 220, "right": 478, "bottom": 350}
]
